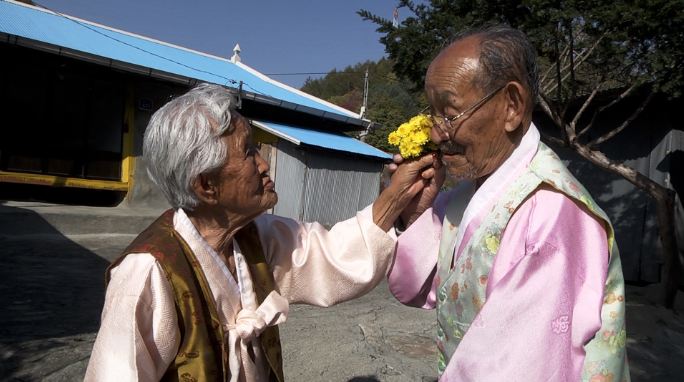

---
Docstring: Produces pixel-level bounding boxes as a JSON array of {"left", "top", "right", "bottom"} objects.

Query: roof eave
[{"left": 2, "top": 31, "right": 370, "bottom": 129}]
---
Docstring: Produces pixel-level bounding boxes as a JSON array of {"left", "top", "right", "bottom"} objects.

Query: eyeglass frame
[{"left": 422, "top": 84, "right": 506, "bottom": 137}]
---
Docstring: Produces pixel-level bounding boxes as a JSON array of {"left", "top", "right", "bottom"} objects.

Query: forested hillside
[{"left": 300, "top": 58, "right": 422, "bottom": 152}]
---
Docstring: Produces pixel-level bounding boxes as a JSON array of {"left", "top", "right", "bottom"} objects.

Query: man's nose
[{"left": 430, "top": 124, "right": 448, "bottom": 144}]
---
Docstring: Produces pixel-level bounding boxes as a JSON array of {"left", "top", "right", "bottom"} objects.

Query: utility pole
[
  {"left": 358, "top": 68, "right": 371, "bottom": 141},
  {"left": 359, "top": 68, "right": 369, "bottom": 118}
]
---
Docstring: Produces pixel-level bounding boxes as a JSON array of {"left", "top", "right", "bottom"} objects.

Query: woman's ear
[
  {"left": 191, "top": 173, "right": 219, "bottom": 205},
  {"left": 503, "top": 81, "right": 527, "bottom": 133}
]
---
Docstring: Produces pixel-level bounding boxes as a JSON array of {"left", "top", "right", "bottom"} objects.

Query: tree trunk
[
  {"left": 653, "top": 189, "right": 680, "bottom": 308},
  {"left": 570, "top": 141, "right": 680, "bottom": 307}
]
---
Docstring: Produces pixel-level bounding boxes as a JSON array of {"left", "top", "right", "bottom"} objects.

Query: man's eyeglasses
[{"left": 422, "top": 84, "right": 506, "bottom": 136}]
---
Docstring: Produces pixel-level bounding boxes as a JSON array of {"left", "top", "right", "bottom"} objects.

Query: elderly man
[
  {"left": 85, "top": 83, "right": 437, "bottom": 381},
  {"left": 388, "top": 26, "right": 629, "bottom": 381}
]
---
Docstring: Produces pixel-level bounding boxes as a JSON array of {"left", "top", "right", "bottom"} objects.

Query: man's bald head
[{"left": 439, "top": 25, "right": 539, "bottom": 112}]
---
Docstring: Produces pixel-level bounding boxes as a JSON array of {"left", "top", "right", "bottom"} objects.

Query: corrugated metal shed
[
  {"left": 0, "top": 0, "right": 364, "bottom": 126},
  {"left": 272, "top": 141, "right": 382, "bottom": 226},
  {"left": 301, "top": 151, "right": 382, "bottom": 225},
  {"left": 271, "top": 143, "right": 307, "bottom": 220}
]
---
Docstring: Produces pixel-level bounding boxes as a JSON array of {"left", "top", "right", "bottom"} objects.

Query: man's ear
[
  {"left": 503, "top": 81, "right": 527, "bottom": 133},
  {"left": 191, "top": 173, "right": 219, "bottom": 205}
]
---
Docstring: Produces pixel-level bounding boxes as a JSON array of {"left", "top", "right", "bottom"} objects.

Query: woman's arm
[{"left": 85, "top": 254, "right": 180, "bottom": 382}]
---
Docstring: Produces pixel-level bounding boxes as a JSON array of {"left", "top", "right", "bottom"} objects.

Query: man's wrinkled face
[{"left": 425, "top": 36, "right": 514, "bottom": 182}]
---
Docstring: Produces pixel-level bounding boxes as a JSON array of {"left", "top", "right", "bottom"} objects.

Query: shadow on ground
[
  {"left": 625, "top": 284, "right": 684, "bottom": 382},
  {"left": 0, "top": 203, "right": 110, "bottom": 379}
]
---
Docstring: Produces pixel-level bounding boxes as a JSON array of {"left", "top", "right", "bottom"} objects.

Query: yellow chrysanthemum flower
[
  {"left": 387, "top": 114, "right": 435, "bottom": 158},
  {"left": 387, "top": 131, "right": 401, "bottom": 146}
]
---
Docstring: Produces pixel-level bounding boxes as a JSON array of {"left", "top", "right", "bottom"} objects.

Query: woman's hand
[
  {"left": 390, "top": 153, "right": 445, "bottom": 228},
  {"left": 372, "top": 153, "right": 445, "bottom": 231}
]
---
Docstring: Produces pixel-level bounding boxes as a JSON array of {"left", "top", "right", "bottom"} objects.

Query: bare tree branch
[
  {"left": 541, "top": 46, "right": 583, "bottom": 91},
  {"left": 567, "top": 19, "right": 577, "bottom": 100},
  {"left": 577, "top": 82, "right": 640, "bottom": 138},
  {"left": 538, "top": 93, "right": 564, "bottom": 129},
  {"left": 570, "top": 79, "right": 603, "bottom": 128},
  {"left": 588, "top": 91, "right": 654, "bottom": 146},
  {"left": 554, "top": 32, "right": 563, "bottom": 102},
  {"left": 541, "top": 132, "right": 566, "bottom": 147},
  {"left": 540, "top": 44, "right": 570, "bottom": 86},
  {"left": 542, "top": 34, "right": 606, "bottom": 95},
  {"left": 572, "top": 140, "right": 667, "bottom": 196}
]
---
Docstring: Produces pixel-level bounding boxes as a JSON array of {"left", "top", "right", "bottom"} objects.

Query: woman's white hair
[{"left": 143, "top": 83, "right": 237, "bottom": 210}]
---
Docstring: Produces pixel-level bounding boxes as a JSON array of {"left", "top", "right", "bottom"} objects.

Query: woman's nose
[{"left": 255, "top": 151, "right": 270, "bottom": 172}]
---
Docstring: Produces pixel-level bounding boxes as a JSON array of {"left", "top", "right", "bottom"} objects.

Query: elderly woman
[{"left": 85, "top": 84, "right": 437, "bottom": 381}]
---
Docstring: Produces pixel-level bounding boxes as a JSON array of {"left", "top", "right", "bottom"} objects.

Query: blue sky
[{"left": 36, "top": 0, "right": 405, "bottom": 89}]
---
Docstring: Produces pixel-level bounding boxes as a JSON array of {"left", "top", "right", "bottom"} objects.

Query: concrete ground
[{"left": 0, "top": 200, "right": 683, "bottom": 381}]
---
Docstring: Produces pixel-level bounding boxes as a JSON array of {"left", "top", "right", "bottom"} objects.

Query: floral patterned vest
[
  {"left": 106, "top": 210, "right": 284, "bottom": 382},
  {"left": 435, "top": 143, "right": 629, "bottom": 381}
]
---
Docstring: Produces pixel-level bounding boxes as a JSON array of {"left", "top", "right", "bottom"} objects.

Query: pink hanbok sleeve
[
  {"left": 441, "top": 188, "right": 608, "bottom": 381},
  {"left": 387, "top": 192, "right": 451, "bottom": 309},
  {"left": 253, "top": 204, "right": 398, "bottom": 307}
]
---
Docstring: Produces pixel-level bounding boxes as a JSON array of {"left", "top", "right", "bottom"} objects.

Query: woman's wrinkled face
[{"left": 212, "top": 113, "right": 277, "bottom": 217}]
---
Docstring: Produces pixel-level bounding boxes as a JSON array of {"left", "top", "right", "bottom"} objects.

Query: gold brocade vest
[{"left": 106, "top": 210, "right": 284, "bottom": 382}]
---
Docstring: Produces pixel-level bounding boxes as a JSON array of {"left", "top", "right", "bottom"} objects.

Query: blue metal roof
[
  {"left": 0, "top": 0, "right": 360, "bottom": 122},
  {"left": 252, "top": 120, "right": 391, "bottom": 160}
]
